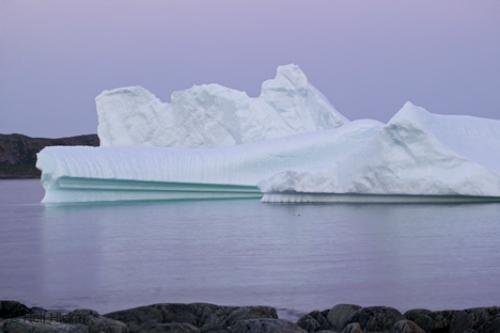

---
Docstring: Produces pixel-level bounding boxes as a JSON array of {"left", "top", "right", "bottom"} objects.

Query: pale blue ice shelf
[{"left": 42, "top": 176, "right": 262, "bottom": 204}]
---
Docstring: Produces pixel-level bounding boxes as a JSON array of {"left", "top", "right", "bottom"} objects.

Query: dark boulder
[
  {"left": 404, "top": 309, "right": 435, "bottom": 332},
  {"left": 134, "top": 322, "right": 200, "bottom": 332},
  {"left": 391, "top": 319, "right": 425, "bottom": 333},
  {"left": 198, "top": 305, "right": 277, "bottom": 332},
  {"left": 105, "top": 303, "right": 277, "bottom": 333},
  {"left": 63, "top": 309, "right": 128, "bottom": 333},
  {"left": 341, "top": 322, "right": 363, "bottom": 333},
  {"left": 297, "top": 310, "right": 331, "bottom": 332},
  {"left": 481, "top": 315, "right": 500, "bottom": 333},
  {"left": 429, "top": 310, "right": 465, "bottom": 332},
  {"left": 405, "top": 309, "right": 482, "bottom": 333},
  {"left": 221, "top": 306, "right": 277, "bottom": 327},
  {"left": 106, "top": 303, "right": 199, "bottom": 329},
  {"left": 449, "top": 310, "right": 472, "bottom": 333},
  {"left": 326, "top": 304, "right": 362, "bottom": 331},
  {"left": 464, "top": 307, "right": 500, "bottom": 331},
  {"left": 228, "top": 318, "right": 306, "bottom": 333},
  {"left": 1, "top": 318, "right": 87, "bottom": 332},
  {"left": 405, "top": 307, "right": 500, "bottom": 332},
  {"left": 346, "top": 306, "right": 404, "bottom": 331}
]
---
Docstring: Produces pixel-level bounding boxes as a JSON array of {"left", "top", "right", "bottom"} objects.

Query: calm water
[{"left": 1, "top": 180, "right": 499, "bottom": 318}]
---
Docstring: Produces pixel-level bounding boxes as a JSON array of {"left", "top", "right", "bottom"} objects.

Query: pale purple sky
[{"left": 1, "top": 0, "right": 499, "bottom": 137}]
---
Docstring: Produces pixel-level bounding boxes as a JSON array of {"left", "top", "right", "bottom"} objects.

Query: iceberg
[
  {"left": 36, "top": 64, "right": 500, "bottom": 204},
  {"left": 260, "top": 102, "right": 500, "bottom": 203},
  {"left": 96, "top": 64, "right": 347, "bottom": 148}
]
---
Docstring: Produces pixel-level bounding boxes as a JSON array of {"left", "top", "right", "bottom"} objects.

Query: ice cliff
[
  {"left": 96, "top": 64, "right": 347, "bottom": 147},
  {"left": 36, "top": 64, "right": 500, "bottom": 204}
]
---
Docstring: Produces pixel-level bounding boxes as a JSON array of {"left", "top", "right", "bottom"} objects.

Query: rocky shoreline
[
  {"left": 0, "top": 133, "right": 98, "bottom": 179},
  {"left": 1, "top": 300, "right": 499, "bottom": 333}
]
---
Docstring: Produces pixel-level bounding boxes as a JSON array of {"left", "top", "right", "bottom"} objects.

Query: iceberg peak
[
  {"left": 396, "top": 101, "right": 428, "bottom": 116},
  {"left": 265, "top": 63, "right": 309, "bottom": 90},
  {"left": 388, "top": 101, "right": 432, "bottom": 127},
  {"left": 96, "top": 64, "right": 347, "bottom": 148},
  {"left": 95, "top": 86, "right": 155, "bottom": 100}
]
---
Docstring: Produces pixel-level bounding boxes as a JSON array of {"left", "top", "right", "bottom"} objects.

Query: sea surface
[{"left": 1, "top": 179, "right": 500, "bottom": 319}]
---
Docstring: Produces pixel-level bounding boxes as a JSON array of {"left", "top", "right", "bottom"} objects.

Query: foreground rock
[
  {"left": 63, "top": 309, "right": 128, "bottom": 332},
  {"left": 391, "top": 319, "right": 425, "bottom": 333},
  {"left": 297, "top": 306, "right": 404, "bottom": 332},
  {"left": 345, "top": 306, "right": 404, "bottom": 331},
  {"left": 403, "top": 307, "right": 500, "bottom": 333},
  {"left": 104, "top": 302, "right": 300, "bottom": 332},
  {"left": 326, "top": 304, "right": 362, "bottom": 331},
  {"left": 298, "top": 305, "right": 500, "bottom": 333},
  {"left": 2, "top": 300, "right": 500, "bottom": 333},
  {"left": 0, "top": 304, "right": 126, "bottom": 333},
  {"left": 1, "top": 318, "right": 87, "bottom": 333},
  {"left": 229, "top": 318, "right": 306, "bottom": 333}
]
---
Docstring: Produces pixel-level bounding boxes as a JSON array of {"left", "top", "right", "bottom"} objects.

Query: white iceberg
[
  {"left": 96, "top": 64, "right": 347, "bottom": 148},
  {"left": 260, "top": 102, "right": 500, "bottom": 203},
  {"left": 36, "top": 64, "right": 500, "bottom": 204}
]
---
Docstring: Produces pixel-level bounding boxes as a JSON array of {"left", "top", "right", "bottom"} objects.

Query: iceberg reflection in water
[{"left": 262, "top": 193, "right": 500, "bottom": 204}]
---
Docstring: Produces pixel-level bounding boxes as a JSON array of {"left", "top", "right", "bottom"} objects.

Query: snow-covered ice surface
[
  {"left": 96, "top": 64, "right": 347, "bottom": 147},
  {"left": 36, "top": 64, "right": 500, "bottom": 204}
]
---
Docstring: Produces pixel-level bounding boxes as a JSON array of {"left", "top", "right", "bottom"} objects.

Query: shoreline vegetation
[
  {"left": 1, "top": 300, "right": 499, "bottom": 333},
  {"left": 0, "top": 133, "right": 98, "bottom": 179}
]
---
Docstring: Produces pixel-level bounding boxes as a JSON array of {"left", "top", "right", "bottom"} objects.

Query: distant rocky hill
[{"left": 0, "top": 133, "right": 99, "bottom": 179}]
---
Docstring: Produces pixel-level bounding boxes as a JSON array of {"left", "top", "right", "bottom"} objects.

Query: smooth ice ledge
[
  {"left": 37, "top": 120, "right": 378, "bottom": 204},
  {"left": 43, "top": 177, "right": 261, "bottom": 204}
]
